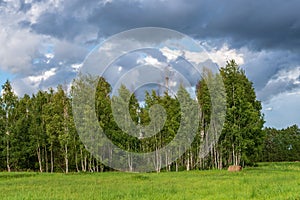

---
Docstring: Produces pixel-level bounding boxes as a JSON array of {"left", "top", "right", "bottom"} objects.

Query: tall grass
[{"left": 0, "top": 162, "right": 300, "bottom": 199}]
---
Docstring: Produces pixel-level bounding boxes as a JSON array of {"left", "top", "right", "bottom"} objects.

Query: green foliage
[
  {"left": 219, "top": 60, "right": 265, "bottom": 166},
  {"left": 0, "top": 60, "right": 280, "bottom": 172},
  {"left": 0, "top": 80, "right": 18, "bottom": 171},
  {"left": 262, "top": 125, "right": 300, "bottom": 162},
  {"left": 196, "top": 61, "right": 265, "bottom": 168}
]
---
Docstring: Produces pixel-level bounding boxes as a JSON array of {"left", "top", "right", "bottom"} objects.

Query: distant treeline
[
  {"left": 262, "top": 125, "right": 300, "bottom": 162},
  {"left": 1, "top": 60, "right": 292, "bottom": 173}
]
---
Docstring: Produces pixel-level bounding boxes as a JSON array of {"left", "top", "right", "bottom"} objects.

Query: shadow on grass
[
  {"left": 132, "top": 174, "right": 151, "bottom": 181},
  {"left": 0, "top": 172, "right": 38, "bottom": 180}
]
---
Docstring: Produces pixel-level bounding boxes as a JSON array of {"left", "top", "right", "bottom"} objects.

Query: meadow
[{"left": 0, "top": 162, "right": 300, "bottom": 200}]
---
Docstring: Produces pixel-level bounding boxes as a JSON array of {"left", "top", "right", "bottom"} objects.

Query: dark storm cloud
[
  {"left": 0, "top": 0, "right": 6, "bottom": 6},
  {"left": 28, "top": 0, "right": 300, "bottom": 92},
  {"left": 242, "top": 50, "right": 300, "bottom": 90},
  {"left": 19, "top": 1, "right": 32, "bottom": 12},
  {"left": 32, "top": 13, "right": 85, "bottom": 40},
  {"left": 87, "top": 0, "right": 199, "bottom": 36},
  {"left": 0, "top": 0, "right": 297, "bottom": 128},
  {"left": 28, "top": 0, "right": 300, "bottom": 102},
  {"left": 6, "top": 0, "right": 300, "bottom": 102},
  {"left": 29, "top": 0, "right": 300, "bottom": 51}
]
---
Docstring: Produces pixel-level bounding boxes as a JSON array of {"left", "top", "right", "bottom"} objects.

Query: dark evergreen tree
[{"left": 220, "top": 60, "right": 264, "bottom": 166}]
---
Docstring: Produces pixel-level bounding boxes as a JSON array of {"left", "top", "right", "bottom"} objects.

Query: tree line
[
  {"left": 0, "top": 60, "right": 290, "bottom": 173},
  {"left": 262, "top": 125, "right": 300, "bottom": 162}
]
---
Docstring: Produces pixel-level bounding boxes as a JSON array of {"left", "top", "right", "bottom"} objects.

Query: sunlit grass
[{"left": 0, "top": 162, "right": 300, "bottom": 199}]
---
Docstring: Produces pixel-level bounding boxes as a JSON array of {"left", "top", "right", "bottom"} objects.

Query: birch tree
[{"left": 1, "top": 80, "right": 17, "bottom": 172}]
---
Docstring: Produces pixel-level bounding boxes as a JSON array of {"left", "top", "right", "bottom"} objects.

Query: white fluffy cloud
[
  {"left": 160, "top": 44, "right": 244, "bottom": 67},
  {"left": 0, "top": 28, "right": 43, "bottom": 73},
  {"left": 0, "top": 0, "right": 90, "bottom": 96},
  {"left": 27, "top": 67, "right": 57, "bottom": 87},
  {"left": 160, "top": 47, "right": 182, "bottom": 62},
  {"left": 10, "top": 68, "right": 57, "bottom": 95},
  {"left": 137, "top": 55, "right": 164, "bottom": 67},
  {"left": 257, "top": 66, "right": 300, "bottom": 102},
  {"left": 270, "top": 67, "right": 300, "bottom": 85}
]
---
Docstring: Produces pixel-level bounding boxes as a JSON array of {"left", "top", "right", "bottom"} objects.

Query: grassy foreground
[{"left": 0, "top": 162, "right": 300, "bottom": 200}]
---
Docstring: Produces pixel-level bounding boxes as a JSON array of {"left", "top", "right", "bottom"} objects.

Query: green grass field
[{"left": 0, "top": 162, "right": 300, "bottom": 200}]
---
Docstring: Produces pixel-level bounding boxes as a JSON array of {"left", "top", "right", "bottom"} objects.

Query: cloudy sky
[{"left": 0, "top": 0, "right": 300, "bottom": 129}]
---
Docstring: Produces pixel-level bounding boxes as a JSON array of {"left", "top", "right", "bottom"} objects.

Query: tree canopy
[{"left": 0, "top": 60, "right": 285, "bottom": 172}]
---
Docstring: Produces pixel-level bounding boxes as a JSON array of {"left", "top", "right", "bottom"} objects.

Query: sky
[{"left": 0, "top": 0, "right": 300, "bottom": 129}]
